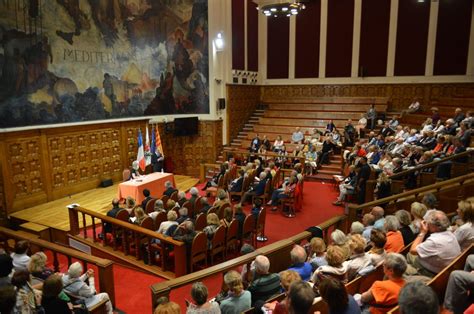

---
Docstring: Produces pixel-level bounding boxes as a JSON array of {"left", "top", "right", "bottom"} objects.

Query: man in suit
[
  {"left": 101, "top": 198, "right": 123, "bottom": 238},
  {"left": 141, "top": 189, "right": 153, "bottom": 210},
  {"left": 163, "top": 181, "right": 177, "bottom": 197},
  {"left": 379, "top": 121, "right": 395, "bottom": 137},
  {"left": 151, "top": 151, "right": 164, "bottom": 172},
  {"left": 356, "top": 157, "right": 371, "bottom": 204},
  {"left": 240, "top": 172, "right": 268, "bottom": 205}
]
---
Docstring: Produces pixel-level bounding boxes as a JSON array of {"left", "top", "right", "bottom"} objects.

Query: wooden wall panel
[
  {"left": 0, "top": 119, "right": 223, "bottom": 214},
  {"left": 434, "top": 0, "right": 472, "bottom": 75},
  {"left": 359, "top": 0, "right": 391, "bottom": 77},
  {"left": 395, "top": 0, "right": 430, "bottom": 76},
  {"left": 232, "top": 0, "right": 245, "bottom": 70},
  {"left": 158, "top": 121, "right": 223, "bottom": 178},
  {"left": 227, "top": 85, "right": 261, "bottom": 142},
  {"left": 261, "top": 83, "right": 474, "bottom": 110},
  {"left": 295, "top": 0, "right": 321, "bottom": 78},
  {"left": 326, "top": 0, "right": 354, "bottom": 77},
  {"left": 247, "top": 0, "right": 259, "bottom": 72},
  {"left": 267, "top": 17, "right": 290, "bottom": 79}
]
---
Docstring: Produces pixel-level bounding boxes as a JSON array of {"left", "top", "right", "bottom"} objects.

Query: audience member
[
  {"left": 247, "top": 255, "right": 281, "bottom": 307},
  {"left": 154, "top": 299, "right": 181, "bottom": 314},
  {"left": 291, "top": 127, "right": 304, "bottom": 144},
  {"left": 360, "top": 253, "right": 407, "bottom": 314},
  {"left": 453, "top": 200, "right": 474, "bottom": 250},
  {"left": 150, "top": 199, "right": 165, "bottom": 221},
  {"left": 189, "top": 187, "right": 200, "bottom": 207},
  {"left": 330, "top": 229, "right": 351, "bottom": 260},
  {"left": 41, "top": 274, "right": 71, "bottom": 314},
  {"left": 410, "top": 202, "right": 428, "bottom": 234},
  {"left": 287, "top": 281, "right": 315, "bottom": 314},
  {"left": 287, "top": 245, "right": 312, "bottom": 281},
  {"left": 11, "top": 240, "right": 30, "bottom": 271},
  {"left": 103, "top": 198, "right": 123, "bottom": 236},
  {"left": 443, "top": 254, "right": 474, "bottom": 314},
  {"left": 371, "top": 207, "right": 385, "bottom": 230},
  {"left": 319, "top": 278, "right": 361, "bottom": 314},
  {"left": 399, "top": 281, "right": 439, "bottom": 314},
  {"left": 125, "top": 196, "right": 136, "bottom": 215},
  {"left": 0, "top": 285, "right": 16, "bottom": 314},
  {"left": 11, "top": 269, "right": 39, "bottom": 313},
  {"left": 133, "top": 206, "right": 148, "bottom": 226},
  {"left": 0, "top": 254, "right": 13, "bottom": 288},
  {"left": 62, "top": 262, "right": 113, "bottom": 313},
  {"left": 308, "top": 237, "right": 328, "bottom": 271},
  {"left": 157, "top": 210, "right": 179, "bottom": 235},
  {"left": 163, "top": 181, "right": 178, "bottom": 197},
  {"left": 394, "top": 210, "right": 416, "bottom": 246},
  {"left": 264, "top": 270, "right": 301, "bottom": 314},
  {"left": 356, "top": 157, "right": 371, "bottom": 204},
  {"left": 345, "top": 234, "right": 371, "bottom": 280},
  {"left": 219, "top": 270, "right": 251, "bottom": 314},
  {"left": 350, "top": 221, "right": 365, "bottom": 236},
  {"left": 362, "top": 213, "right": 376, "bottom": 242},
  {"left": 311, "top": 245, "right": 348, "bottom": 288},
  {"left": 186, "top": 281, "right": 220, "bottom": 314},
  {"left": 408, "top": 210, "right": 461, "bottom": 277},
  {"left": 141, "top": 189, "right": 153, "bottom": 210},
  {"left": 384, "top": 215, "right": 404, "bottom": 253},
  {"left": 28, "top": 251, "right": 53, "bottom": 281},
  {"left": 367, "top": 229, "right": 387, "bottom": 266},
  {"left": 203, "top": 213, "right": 220, "bottom": 248}
]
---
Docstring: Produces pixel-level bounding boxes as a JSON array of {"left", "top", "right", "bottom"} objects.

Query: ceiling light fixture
[{"left": 255, "top": 1, "right": 307, "bottom": 18}]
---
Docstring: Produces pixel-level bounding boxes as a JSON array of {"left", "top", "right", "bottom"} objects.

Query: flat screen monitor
[{"left": 174, "top": 117, "right": 199, "bottom": 136}]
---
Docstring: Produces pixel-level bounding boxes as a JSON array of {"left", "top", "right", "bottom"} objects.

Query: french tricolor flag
[{"left": 137, "top": 130, "right": 146, "bottom": 171}]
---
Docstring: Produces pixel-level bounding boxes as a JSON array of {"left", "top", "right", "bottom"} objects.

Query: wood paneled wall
[
  {"left": 227, "top": 84, "right": 261, "bottom": 142},
  {"left": 0, "top": 119, "right": 223, "bottom": 215},
  {"left": 260, "top": 83, "right": 474, "bottom": 110},
  {"left": 157, "top": 120, "right": 223, "bottom": 178},
  {"left": 0, "top": 120, "right": 147, "bottom": 214}
]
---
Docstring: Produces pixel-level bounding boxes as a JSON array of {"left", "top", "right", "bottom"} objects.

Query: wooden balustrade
[
  {"left": 149, "top": 215, "right": 347, "bottom": 311},
  {"left": 223, "top": 148, "right": 306, "bottom": 164},
  {"left": 68, "top": 205, "right": 187, "bottom": 277},
  {"left": 347, "top": 173, "right": 474, "bottom": 227},
  {"left": 0, "top": 226, "right": 115, "bottom": 307},
  {"left": 389, "top": 150, "right": 474, "bottom": 181}
]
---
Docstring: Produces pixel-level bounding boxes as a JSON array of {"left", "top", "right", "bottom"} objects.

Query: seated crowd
[
  {"left": 150, "top": 194, "right": 473, "bottom": 314},
  {"left": 333, "top": 106, "right": 473, "bottom": 205},
  {"left": 0, "top": 243, "right": 113, "bottom": 313}
]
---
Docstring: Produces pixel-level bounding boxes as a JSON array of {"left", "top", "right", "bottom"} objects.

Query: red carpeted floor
[{"left": 66, "top": 181, "right": 341, "bottom": 313}]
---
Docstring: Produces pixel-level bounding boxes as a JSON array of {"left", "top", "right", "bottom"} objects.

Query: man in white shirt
[{"left": 408, "top": 210, "right": 461, "bottom": 277}]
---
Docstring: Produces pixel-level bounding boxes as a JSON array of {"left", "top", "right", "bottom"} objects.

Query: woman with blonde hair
[
  {"left": 203, "top": 213, "right": 220, "bottom": 248},
  {"left": 219, "top": 270, "right": 251, "bottom": 313},
  {"left": 220, "top": 206, "right": 233, "bottom": 228},
  {"left": 311, "top": 245, "right": 348, "bottom": 288},
  {"left": 375, "top": 172, "right": 392, "bottom": 201},
  {"left": 454, "top": 200, "right": 474, "bottom": 250},
  {"left": 410, "top": 202, "right": 428, "bottom": 234},
  {"left": 133, "top": 207, "right": 148, "bottom": 226},
  {"left": 264, "top": 270, "right": 301, "bottom": 314},
  {"left": 28, "top": 251, "right": 53, "bottom": 281},
  {"left": 308, "top": 237, "right": 327, "bottom": 271},
  {"left": 157, "top": 210, "right": 178, "bottom": 235},
  {"left": 346, "top": 234, "right": 371, "bottom": 280}
]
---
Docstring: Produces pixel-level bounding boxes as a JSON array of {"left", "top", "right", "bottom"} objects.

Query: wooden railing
[
  {"left": 389, "top": 150, "right": 473, "bottom": 180},
  {"left": 223, "top": 147, "right": 306, "bottom": 163},
  {"left": 149, "top": 215, "right": 347, "bottom": 311},
  {"left": 68, "top": 205, "right": 186, "bottom": 278},
  {"left": 347, "top": 172, "right": 474, "bottom": 226},
  {"left": 0, "top": 226, "right": 115, "bottom": 306}
]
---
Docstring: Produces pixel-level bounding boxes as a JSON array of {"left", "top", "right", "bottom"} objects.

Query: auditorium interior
[{"left": 0, "top": 0, "right": 473, "bottom": 313}]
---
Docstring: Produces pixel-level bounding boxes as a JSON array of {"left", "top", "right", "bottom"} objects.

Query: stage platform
[{"left": 9, "top": 175, "right": 199, "bottom": 243}]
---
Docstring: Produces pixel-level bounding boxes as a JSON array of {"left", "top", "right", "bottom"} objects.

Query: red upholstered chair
[
  {"left": 194, "top": 196, "right": 204, "bottom": 214},
  {"left": 241, "top": 214, "right": 255, "bottom": 248},
  {"left": 225, "top": 219, "right": 239, "bottom": 256},
  {"left": 170, "top": 191, "right": 178, "bottom": 202},
  {"left": 145, "top": 199, "right": 157, "bottom": 214},
  {"left": 209, "top": 225, "right": 226, "bottom": 264},
  {"left": 191, "top": 232, "right": 207, "bottom": 272},
  {"left": 195, "top": 213, "right": 207, "bottom": 231}
]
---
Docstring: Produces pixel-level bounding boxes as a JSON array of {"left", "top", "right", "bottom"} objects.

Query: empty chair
[
  {"left": 195, "top": 213, "right": 207, "bottom": 231},
  {"left": 241, "top": 214, "right": 255, "bottom": 248},
  {"left": 145, "top": 199, "right": 157, "bottom": 214},
  {"left": 225, "top": 219, "right": 239, "bottom": 256}
]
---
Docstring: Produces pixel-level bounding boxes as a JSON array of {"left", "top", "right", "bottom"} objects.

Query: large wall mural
[{"left": 0, "top": 0, "right": 209, "bottom": 128}]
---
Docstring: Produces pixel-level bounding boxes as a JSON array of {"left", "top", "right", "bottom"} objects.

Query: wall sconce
[{"left": 214, "top": 32, "right": 224, "bottom": 51}]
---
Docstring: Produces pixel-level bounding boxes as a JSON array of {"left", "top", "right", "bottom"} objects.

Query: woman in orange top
[
  {"left": 383, "top": 216, "right": 405, "bottom": 253},
  {"left": 360, "top": 253, "right": 407, "bottom": 314}
]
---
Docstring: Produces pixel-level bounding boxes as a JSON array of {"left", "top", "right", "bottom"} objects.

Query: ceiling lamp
[{"left": 257, "top": 1, "right": 307, "bottom": 17}]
